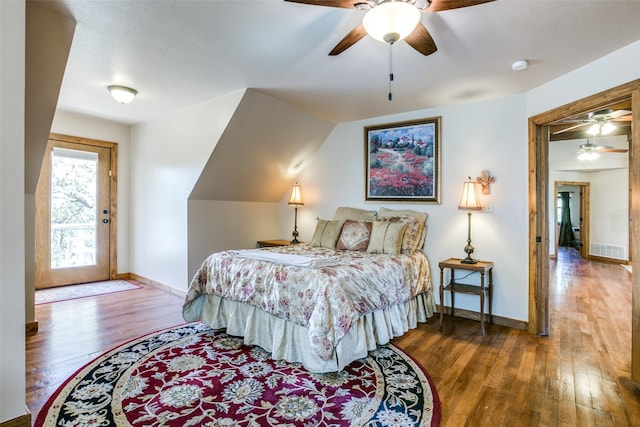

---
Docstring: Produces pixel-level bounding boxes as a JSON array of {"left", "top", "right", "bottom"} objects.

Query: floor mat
[{"left": 35, "top": 280, "right": 141, "bottom": 304}]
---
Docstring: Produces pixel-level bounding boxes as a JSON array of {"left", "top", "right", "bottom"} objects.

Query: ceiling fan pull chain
[{"left": 388, "top": 42, "right": 394, "bottom": 101}]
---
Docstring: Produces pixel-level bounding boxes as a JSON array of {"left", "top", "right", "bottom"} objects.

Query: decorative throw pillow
[
  {"left": 366, "top": 219, "right": 407, "bottom": 255},
  {"left": 336, "top": 220, "right": 372, "bottom": 251},
  {"left": 310, "top": 219, "right": 345, "bottom": 248},
  {"left": 379, "top": 208, "right": 428, "bottom": 253},
  {"left": 332, "top": 206, "right": 378, "bottom": 221}
]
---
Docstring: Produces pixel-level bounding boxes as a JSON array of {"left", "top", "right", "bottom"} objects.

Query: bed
[{"left": 182, "top": 207, "right": 436, "bottom": 372}]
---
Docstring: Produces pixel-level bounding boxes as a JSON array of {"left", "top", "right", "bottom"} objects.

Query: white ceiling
[{"left": 45, "top": 0, "right": 640, "bottom": 125}]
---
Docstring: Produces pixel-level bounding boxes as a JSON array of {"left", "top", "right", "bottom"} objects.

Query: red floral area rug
[{"left": 35, "top": 323, "right": 440, "bottom": 426}]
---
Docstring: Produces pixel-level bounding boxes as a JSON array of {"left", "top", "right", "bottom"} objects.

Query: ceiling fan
[
  {"left": 553, "top": 108, "right": 632, "bottom": 136},
  {"left": 576, "top": 137, "right": 628, "bottom": 161},
  {"left": 284, "top": 0, "right": 496, "bottom": 56}
]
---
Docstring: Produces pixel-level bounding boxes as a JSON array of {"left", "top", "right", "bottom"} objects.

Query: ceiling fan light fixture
[
  {"left": 578, "top": 150, "right": 600, "bottom": 161},
  {"left": 108, "top": 85, "right": 138, "bottom": 104},
  {"left": 362, "top": 1, "right": 421, "bottom": 44},
  {"left": 586, "top": 123, "right": 600, "bottom": 135},
  {"left": 601, "top": 122, "right": 616, "bottom": 135}
]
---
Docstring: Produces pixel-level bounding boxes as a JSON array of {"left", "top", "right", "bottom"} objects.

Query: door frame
[
  {"left": 528, "top": 79, "right": 640, "bottom": 382},
  {"left": 553, "top": 181, "right": 589, "bottom": 260},
  {"left": 37, "top": 133, "right": 118, "bottom": 283}
]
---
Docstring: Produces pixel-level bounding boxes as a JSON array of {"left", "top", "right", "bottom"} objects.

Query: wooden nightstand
[
  {"left": 439, "top": 257, "right": 494, "bottom": 335},
  {"left": 256, "top": 239, "right": 299, "bottom": 248}
]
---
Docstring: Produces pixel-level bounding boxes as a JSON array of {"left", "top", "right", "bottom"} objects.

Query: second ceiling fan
[{"left": 285, "top": 0, "right": 495, "bottom": 56}]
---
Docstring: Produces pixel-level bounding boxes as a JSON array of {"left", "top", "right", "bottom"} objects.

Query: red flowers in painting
[{"left": 369, "top": 149, "right": 434, "bottom": 197}]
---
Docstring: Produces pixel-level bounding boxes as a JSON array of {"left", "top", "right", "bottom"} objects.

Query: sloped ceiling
[
  {"left": 25, "top": 2, "right": 75, "bottom": 192},
  {"left": 41, "top": 1, "right": 640, "bottom": 125},
  {"left": 189, "top": 89, "right": 335, "bottom": 202}
]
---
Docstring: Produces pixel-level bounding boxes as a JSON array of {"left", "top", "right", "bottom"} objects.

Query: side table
[
  {"left": 256, "top": 239, "right": 300, "bottom": 248},
  {"left": 439, "top": 258, "right": 494, "bottom": 335}
]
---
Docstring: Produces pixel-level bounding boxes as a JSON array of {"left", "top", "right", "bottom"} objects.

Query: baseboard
[
  {"left": 439, "top": 305, "right": 528, "bottom": 330},
  {"left": 26, "top": 320, "right": 38, "bottom": 336},
  {"left": 586, "top": 254, "right": 628, "bottom": 265},
  {"left": 1, "top": 412, "right": 31, "bottom": 427},
  {"left": 128, "top": 273, "right": 187, "bottom": 298}
]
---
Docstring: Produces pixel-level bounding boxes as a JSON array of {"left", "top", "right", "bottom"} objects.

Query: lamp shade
[
  {"left": 458, "top": 179, "right": 482, "bottom": 210},
  {"left": 288, "top": 182, "right": 304, "bottom": 206},
  {"left": 362, "top": 1, "right": 421, "bottom": 44},
  {"left": 108, "top": 85, "right": 138, "bottom": 104}
]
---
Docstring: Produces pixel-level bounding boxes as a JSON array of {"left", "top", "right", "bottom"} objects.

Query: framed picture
[{"left": 365, "top": 117, "right": 441, "bottom": 203}]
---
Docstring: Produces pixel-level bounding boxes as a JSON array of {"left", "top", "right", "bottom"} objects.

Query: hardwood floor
[
  {"left": 26, "top": 250, "right": 640, "bottom": 426},
  {"left": 25, "top": 281, "right": 186, "bottom": 422}
]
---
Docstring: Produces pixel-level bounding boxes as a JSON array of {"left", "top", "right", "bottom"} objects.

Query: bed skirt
[{"left": 189, "top": 291, "right": 436, "bottom": 373}]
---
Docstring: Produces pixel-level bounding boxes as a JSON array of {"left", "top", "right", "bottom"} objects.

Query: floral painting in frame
[{"left": 365, "top": 117, "right": 441, "bottom": 203}]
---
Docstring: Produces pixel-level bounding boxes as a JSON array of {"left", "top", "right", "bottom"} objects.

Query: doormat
[{"left": 35, "top": 280, "right": 141, "bottom": 304}]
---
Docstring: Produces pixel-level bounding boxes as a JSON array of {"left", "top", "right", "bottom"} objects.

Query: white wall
[
  {"left": 527, "top": 40, "right": 640, "bottom": 117},
  {"left": 1, "top": 0, "right": 27, "bottom": 422},
  {"left": 187, "top": 200, "right": 279, "bottom": 278},
  {"left": 286, "top": 95, "right": 530, "bottom": 322},
  {"left": 130, "top": 90, "right": 244, "bottom": 290},
  {"left": 51, "top": 110, "right": 132, "bottom": 273},
  {"left": 590, "top": 168, "right": 629, "bottom": 253}
]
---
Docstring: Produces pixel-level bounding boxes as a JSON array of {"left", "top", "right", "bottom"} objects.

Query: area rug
[
  {"left": 35, "top": 280, "right": 141, "bottom": 304},
  {"left": 35, "top": 323, "right": 440, "bottom": 427}
]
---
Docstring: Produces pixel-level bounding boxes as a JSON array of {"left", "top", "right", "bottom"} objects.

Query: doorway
[
  {"left": 35, "top": 134, "right": 118, "bottom": 289},
  {"left": 554, "top": 182, "right": 589, "bottom": 260},
  {"left": 528, "top": 80, "right": 640, "bottom": 382}
]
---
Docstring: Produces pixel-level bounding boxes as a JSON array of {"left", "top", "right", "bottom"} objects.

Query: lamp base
[
  {"left": 290, "top": 229, "right": 300, "bottom": 245},
  {"left": 461, "top": 242, "right": 477, "bottom": 264}
]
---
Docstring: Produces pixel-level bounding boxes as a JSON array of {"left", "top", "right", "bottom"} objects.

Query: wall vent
[{"left": 589, "top": 243, "right": 627, "bottom": 260}]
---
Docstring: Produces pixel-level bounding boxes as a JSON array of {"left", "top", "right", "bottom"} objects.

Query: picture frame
[{"left": 365, "top": 116, "right": 441, "bottom": 203}]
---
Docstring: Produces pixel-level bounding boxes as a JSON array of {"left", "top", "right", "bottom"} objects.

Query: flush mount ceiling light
[{"left": 108, "top": 85, "right": 138, "bottom": 104}]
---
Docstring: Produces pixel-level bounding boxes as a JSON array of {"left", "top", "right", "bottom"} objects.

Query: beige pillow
[
  {"left": 311, "top": 219, "right": 345, "bottom": 248},
  {"left": 366, "top": 219, "right": 407, "bottom": 255},
  {"left": 379, "top": 208, "right": 428, "bottom": 253},
  {"left": 332, "top": 206, "right": 377, "bottom": 221},
  {"left": 336, "top": 220, "right": 372, "bottom": 251}
]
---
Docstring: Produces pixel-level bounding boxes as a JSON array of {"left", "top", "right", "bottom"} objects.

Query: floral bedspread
[{"left": 183, "top": 244, "right": 431, "bottom": 361}]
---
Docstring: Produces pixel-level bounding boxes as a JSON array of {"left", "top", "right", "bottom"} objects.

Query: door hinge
[
  {"left": 109, "top": 170, "right": 112, "bottom": 177},
  {"left": 536, "top": 236, "right": 542, "bottom": 243}
]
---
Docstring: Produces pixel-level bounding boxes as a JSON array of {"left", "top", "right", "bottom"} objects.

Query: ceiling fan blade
[
  {"left": 552, "top": 122, "right": 589, "bottom": 135},
  {"left": 426, "top": 0, "right": 495, "bottom": 12},
  {"left": 329, "top": 24, "right": 367, "bottom": 56},
  {"left": 284, "top": 0, "right": 360, "bottom": 9},
  {"left": 598, "top": 147, "right": 629, "bottom": 153},
  {"left": 404, "top": 22, "right": 437, "bottom": 56}
]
